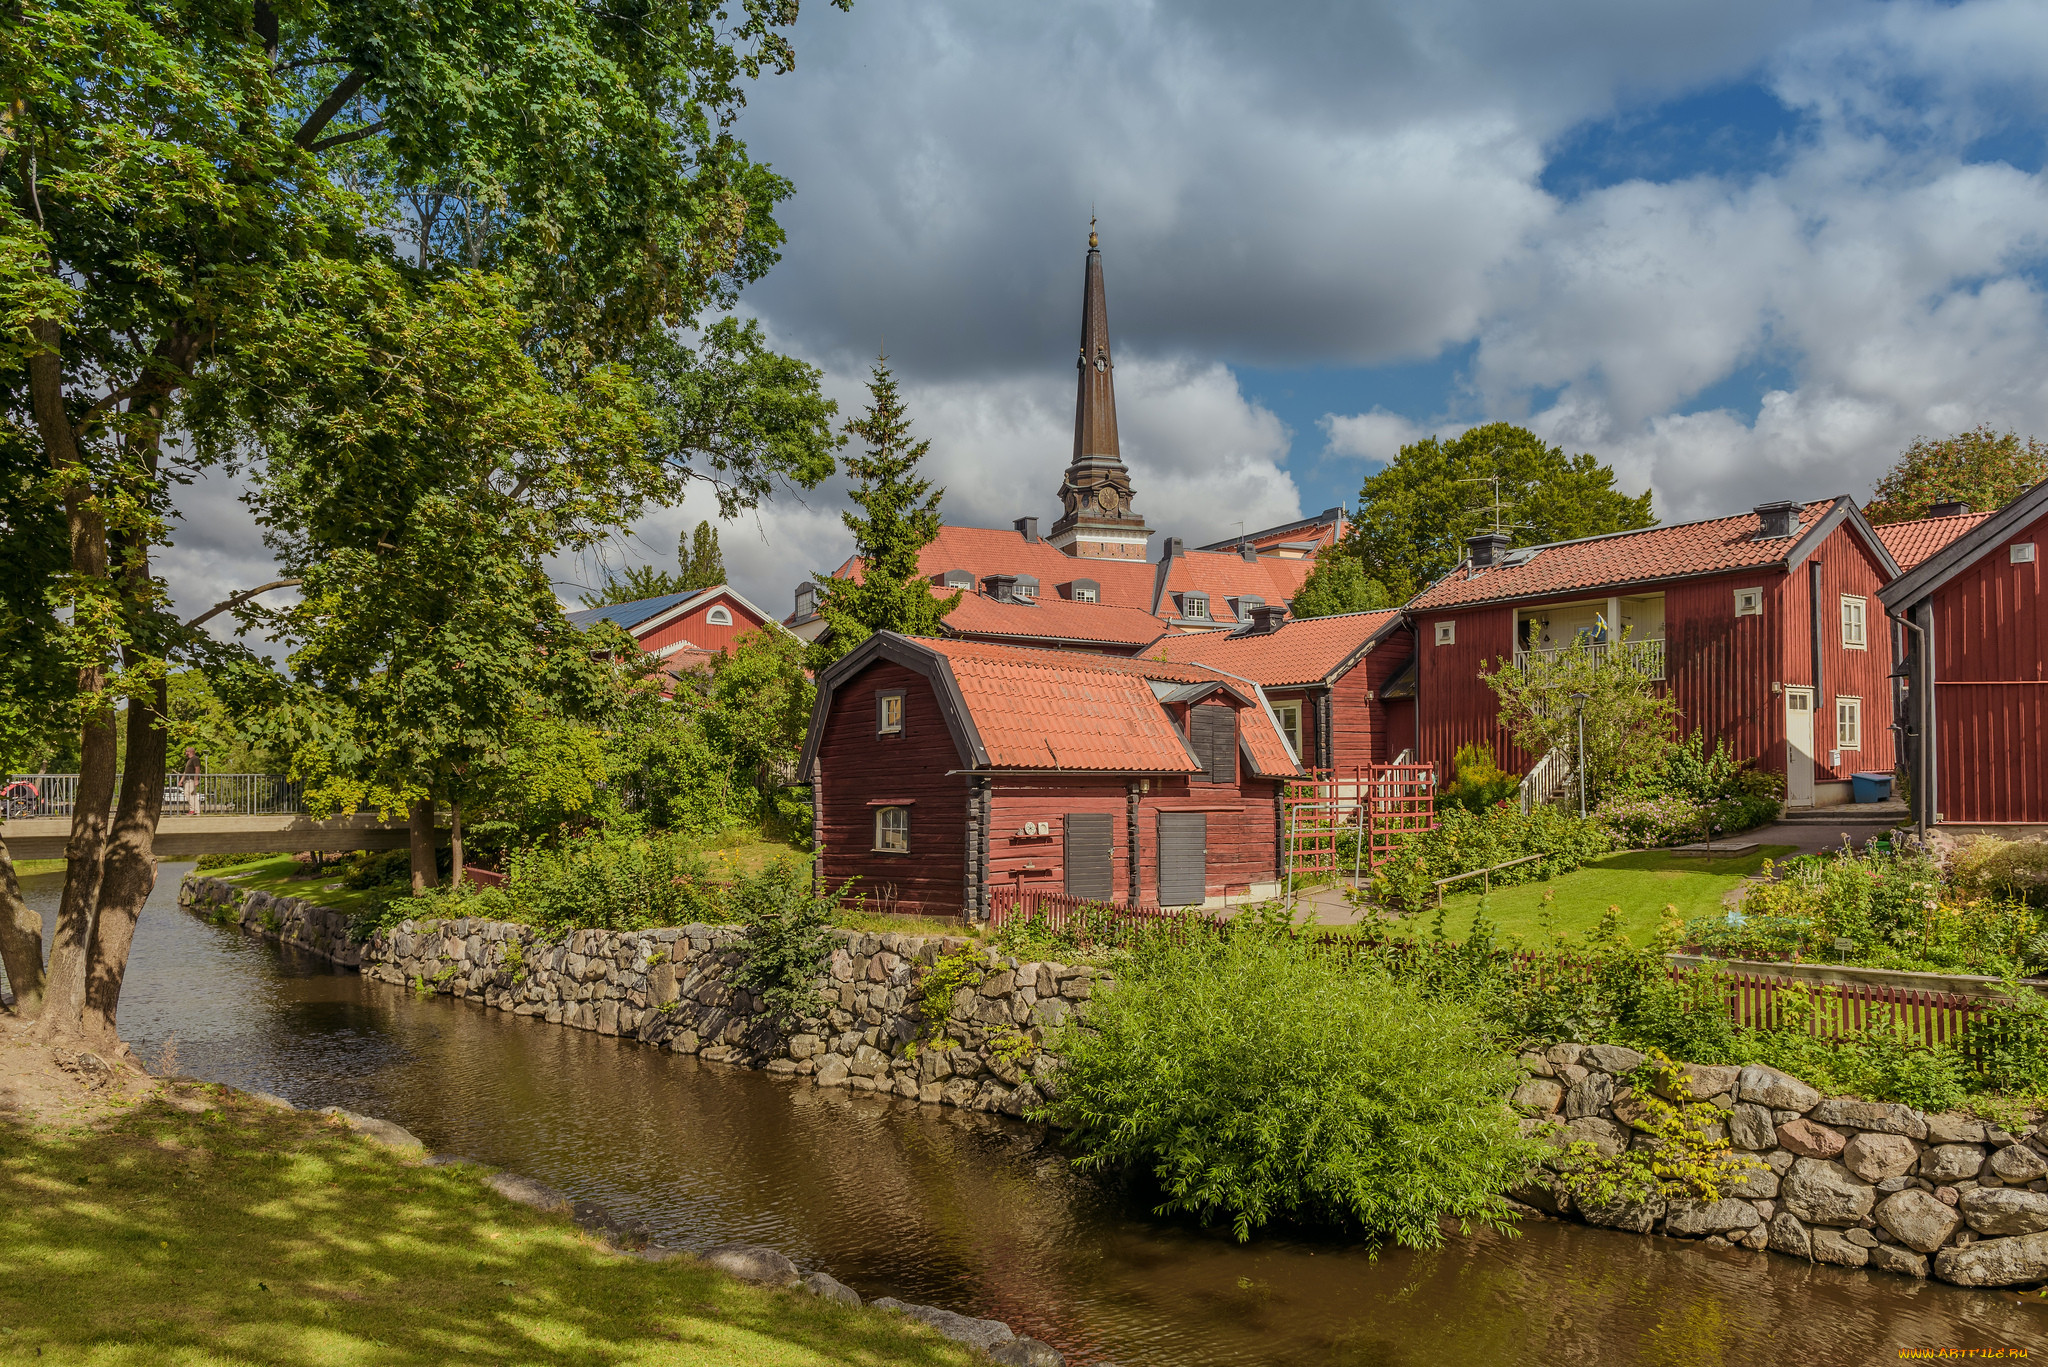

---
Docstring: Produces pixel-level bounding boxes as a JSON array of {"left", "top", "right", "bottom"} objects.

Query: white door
[{"left": 1785, "top": 688, "right": 1814, "bottom": 808}]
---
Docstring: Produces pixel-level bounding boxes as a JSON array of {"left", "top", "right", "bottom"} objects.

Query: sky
[{"left": 170, "top": 0, "right": 2048, "bottom": 636}]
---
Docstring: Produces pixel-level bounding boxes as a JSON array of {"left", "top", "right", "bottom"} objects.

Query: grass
[
  {"left": 700, "top": 826, "right": 812, "bottom": 880},
  {"left": 199, "top": 854, "right": 399, "bottom": 917},
  {"left": 9, "top": 858, "right": 68, "bottom": 877},
  {"left": 0, "top": 1088, "right": 981, "bottom": 1366},
  {"left": 1386, "top": 845, "right": 1799, "bottom": 947}
]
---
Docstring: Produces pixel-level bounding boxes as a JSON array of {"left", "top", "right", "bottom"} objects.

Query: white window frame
[
  {"left": 1271, "top": 700, "right": 1303, "bottom": 761},
  {"left": 876, "top": 690, "right": 904, "bottom": 736},
  {"left": 1839, "top": 595, "right": 1866, "bottom": 649},
  {"left": 874, "top": 806, "right": 909, "bottom": 853},
  {"left": 1183, "top": 594, "right": 1209, "bottom": 620},
  {"left": 793, "top": 587, "right": 815, "bottom": 618},
  {"left": 1734, "top": 588, "right": 1763, "bottom": 618},
  {"left": 706, "top": 605, "right": 733, "bottom": 626},
  {"left": 1836, "top": 695, "right": 1862, "bottom": 750},
  {"left": 2014, "top": 543, "right": 2037, "bottom": 564},
  {"left": 1435, "top": 621, "right": 1455, "bottom": 646},
  {"left": 1073, "top": 586, "right": 1097, "bottom": 603},
  {"left": 1013, "top": 578, "right": 1038, "bottom": 602}
]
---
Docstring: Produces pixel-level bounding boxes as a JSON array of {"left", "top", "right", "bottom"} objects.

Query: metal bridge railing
[{"left": 3, "top": 773, "right": 306, "bottom": 818}]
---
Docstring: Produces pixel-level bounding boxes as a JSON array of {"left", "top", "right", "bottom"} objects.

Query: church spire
[{"left": 1047, "top": 222, "right": 1152, "bottom": 561}]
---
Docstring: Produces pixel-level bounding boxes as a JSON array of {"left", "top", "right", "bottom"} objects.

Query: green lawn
[
  {"left": 0, "top": 1088, "right": 980, "bottom": 1366},
  {"left": 1390, "top": 845, "right": 1798, "bottom": 947},
  {"left": 200, "top": 854, "right": 398, "bottom": 917},
  {"left": 9, "top": 857, "right": 68, "bottom": 876}
]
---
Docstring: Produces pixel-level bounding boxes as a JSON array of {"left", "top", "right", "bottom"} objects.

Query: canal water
[{"left": 17, "top": 863, "right": 2046, "bottom": 1364}]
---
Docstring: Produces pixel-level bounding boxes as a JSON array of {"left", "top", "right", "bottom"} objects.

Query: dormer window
[
  {"left": 1065, "top": 578, "right": 1100, "bottom": 603},
  {"left": 939, "top": 569, "right": 974, "bottom": 591},
  {"left": 1232, "top": 595, "right": 1264, "bottom": 620},
  {"left": 1181, "top": 593, "right": 1210, "bottom": 620},
  {"left": 1013, "top": 576, "right": 1038, "bottom": 602},
  {"left": 793, "top": 583, "right": 816, "bottom": 618}
]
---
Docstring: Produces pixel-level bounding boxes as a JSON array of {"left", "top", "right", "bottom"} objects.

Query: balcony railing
[
  {"left": 1512, "top": 638, "right": 1666, "bottom": 680},
  {"left": 3, "top": 773, "right": 306, "bottom": 819}
]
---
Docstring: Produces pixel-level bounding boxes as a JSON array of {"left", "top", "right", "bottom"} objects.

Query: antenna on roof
[{"left": 1456, "top": 471, "right": 1536, "bottom": 535}]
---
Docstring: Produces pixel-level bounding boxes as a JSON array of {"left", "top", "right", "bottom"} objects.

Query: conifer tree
[
  {"left": 683, "top": 521, "right": 728, "bottom": 588},
  {"left": 810, "top": 357, "right": 959, "bottom": 666}
]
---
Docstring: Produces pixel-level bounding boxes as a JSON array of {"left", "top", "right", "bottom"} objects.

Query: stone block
[
  {"left": 814, "top": 1054, "right": 850, "bottom": 1087},
  {"left": 1563, "top": 1073, "right": 1614, "bottom": 1120},
  {"left": 1581, "top": 1197, "right": 1665, "bottom": 1234},
  {"left": 1737, "top": 1065, "right": 1822, "bottom": 1113},
  {"left": 1562, "top": 1117, "right": 1629, "bottom": 1158},
  {"left": 1933, "top": 1232, "right": 2048, "bottom": 1287},
  {"left": 1810, "top": 1099, "right": 1928, "bottom": 1139},
  {"left": 802, "top": 1271, "right": 861, "bottom": 1306},
  {"left": 1841, "top": 1132, "right": 1920, "bottom": 1183},
  {"left": 1921, "top": 1144, "right": 1987, "bottom": 1183},
  {"left": 703, "top": 1243, "right": 799, "bottom": 1287},
  {"left": 1664, "top": 1198, "right": 1763, "bottom": 1237},
  {"left": 1775, "top": 1119, "right": 1846, "bottom": 1159},
  {"left": 1809, "top": 1228, "right": 1870, "bottom": 1267},
  {"left": 1869, "top": 1244, "right": 1929, "bottom": 1278},
  {"left": 1719, "top": 1157, "right": 1780, "bottom": 1199},
  {"left": 1959, "top": 1188, "right": 2048, "bottom": 1237},
  {"left": 1924, "top": 1113, "right": 1989, "bottom": 1144},
  {"left": 1511, "top": 1078, "right": 1565, "bottom": 1114},
  {"left": 1990, "top": 1144, "right": 2048, "bottom": 1184},
  {"left": 1583, "top": 1044, "right": 1645, "bottom": 1074},
  {"left": 1767, "top": 1210, "right": 1811, "bottom": 1257},
  {"left": 1729, "top": 1103, "right": 1777, "bottom": 1151},
  {"left": 1781, "top": 1157, "right": 1876, "bottom": 1226}
]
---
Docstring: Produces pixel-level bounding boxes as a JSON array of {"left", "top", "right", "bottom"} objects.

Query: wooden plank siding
[
  {"left": 1930, "top": 505, "right": 2048, "bottom": 822},
  {"left": 637, "top": 594, "right": 770, "bottom": 656},
  {"left": 813, "top": 660, "right": 969, "bottom": 916},
  {"left": 987, "top": 781, "right": 1133, "bottom": 903}
]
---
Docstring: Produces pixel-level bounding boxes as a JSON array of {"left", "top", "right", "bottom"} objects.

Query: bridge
[{"left": 2, "top": 773, "right": 415, "bottom": 861}]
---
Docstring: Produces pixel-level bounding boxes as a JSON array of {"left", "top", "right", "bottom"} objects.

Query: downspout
[
  {"left": 1126, "top": 779, "right": 1142, "bottom": 907},
  {"left": 1809, "top": 559, "right": 1826, "bottom": 772}
]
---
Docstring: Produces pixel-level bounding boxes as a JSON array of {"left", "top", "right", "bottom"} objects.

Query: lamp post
[{"left": 1570, "top": 690, "right": 1590, "bottom": 819}]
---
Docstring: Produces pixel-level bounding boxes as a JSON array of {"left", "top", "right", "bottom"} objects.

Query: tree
[
  {"left": 1865, "top": 425, "right": 2048, "bottom": 524},
  {"left": 1291, "top": 549, "right": 1389, "bottom": 618},
  {"left": 1347, "top": 423, "right": 1655, "bottom": 601},
  {"left": 3, "top": 0, "right": 843, "bottom": 1044},
  {"left": 683, "top": 521, "right": 728, "bottom": 589},
  {"left": 579, "top": 563, "right": 687, "bottom": 609},
  {"left": 1482, "top": 634, "right": 1680, "bottom": 804},
  {"left": 809, "top": 358, "right": 960, "bottom": 666}
]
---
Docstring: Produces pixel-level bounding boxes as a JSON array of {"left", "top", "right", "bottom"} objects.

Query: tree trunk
[
  {"left": 83, "top": 674, "right": 168, "bottom": 1049},
  {"left": 408, "top": 800, "right": 436, "bottom": 894},
  {"left": 0, "top": 836, "right": 46, "bottom": 1019},
  {"left": 450, "top": 801, "right": 464, "bottom": 890}
]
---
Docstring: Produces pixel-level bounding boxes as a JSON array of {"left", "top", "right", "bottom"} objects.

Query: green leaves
[
  {"left": 1288, "top": 550, "right": 1387, "bottom": 619},
  {"left": 1865, "top": 424, "right": 2048, "bottom": 524}
]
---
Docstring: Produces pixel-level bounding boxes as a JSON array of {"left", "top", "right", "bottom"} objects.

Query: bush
[
  {"left": 342, "top": 848, "right": 414, "bottom": 890},
  {"left": 726, "top": 859, "right": 840, "bottom": 1026},
  {"left": 1596, "top": 735, "right": 1782, "bottom": 846},
  {"left": 1039, "top": 924, "right": 1546, "bottom": 1247},
  {"left": 1947, "top": 836, "right": 2048, "bottom": 905},
  {"left": 1370, "top": 804, "right": 1614, "bottom": 913},
  {"left": 501, "top": 830, "right": 719, "bottom": 932},
  {"left": 1441, "top": 743, "right": 1519, "bottom": 814}
]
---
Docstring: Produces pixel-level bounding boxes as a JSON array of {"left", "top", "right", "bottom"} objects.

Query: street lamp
[{"left": 1569, "top": 690, "right": 1590, "bottom": 818}]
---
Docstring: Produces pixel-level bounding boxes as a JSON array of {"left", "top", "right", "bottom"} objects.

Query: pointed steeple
[{"left": 1047, "top": 223, "right": 1153, "bottom": 561}]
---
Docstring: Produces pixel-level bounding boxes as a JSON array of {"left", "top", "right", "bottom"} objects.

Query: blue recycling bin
[{"left": 1851, "top": 771, "right": 1893, "bottom": 804}]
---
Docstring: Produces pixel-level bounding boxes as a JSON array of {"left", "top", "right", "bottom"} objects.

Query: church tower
[{"left": 1046, "top": 226, "right": 1153, "bottom": 560}]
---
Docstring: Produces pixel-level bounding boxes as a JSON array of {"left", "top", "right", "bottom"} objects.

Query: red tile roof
[
  {"left": 940, "top": 591, "right": 1167, "bottom": 648},
  {"left": 916, "top": 637, "right": 1301, "bottom": 776},
  {"left": 1158, "top": 548, "right": 1316, "bottom": 624},
  {"left": 913, "top": 525, "right": 1160, "bottom": 610},
  {"left": 1143, "top": 609, "right": 1404, "bottom": 686},
  {"left": 1876, "top": 512, "right": 1991, "bottom": 571},
  {"left": 1408, "top": 499, "right": 1851, "bottom": 611}
]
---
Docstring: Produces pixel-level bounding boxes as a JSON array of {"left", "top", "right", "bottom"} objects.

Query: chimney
[
  {"left": 1247, "top": 605, "right": 1288, "bottom": 635},
  {"left": 983, "top": 574, "right": 1018, "bottom": 603},
  {"left": 1163, "top": 537, "right": 1184, "bottom": 560},
  {"left": 1014, "top": 516, "right": 1039, "bottom": 542},
  {"left": 1240, "top": 539, "right": 1259, "bottom": 563},
  {"left": 1466, "top": 532, "right": 1510, "bottom": 568},
  {"left": 1753, "top": 500, "right": 1800, "bottom": 539},
  {"left": 1929, "top": 500, "right": 1972, "bottom": 518}
]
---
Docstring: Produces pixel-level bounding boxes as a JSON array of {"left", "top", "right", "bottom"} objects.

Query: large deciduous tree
[
  {"left": 1290, "top": 549, "right": 1389, "bottom": 619},
  {"left": 1865, "top": 425, "right": 2048, "bottom": 524},
  {"left": 1, "top": 0, "right": 843, "bottom": 1043},
  {"left": 1347, "top": 423, "right": 1655, "bottom": 601}
]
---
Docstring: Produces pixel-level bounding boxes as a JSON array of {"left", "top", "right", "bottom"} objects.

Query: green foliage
[
  {"left": 1865, "top": 425, "right": 2048, "bottom": 524},
  {"left": 468, "top": 831, "right": 719, "bottom": 935},
  {"left": 1484, "top": 629, "right": 1681, "bottom": 806},
  {"left": 1040, "top": 923, "right": 1546, "bottom": 1246},
  {"left": 683, "top": 522, "right": 729, "bottom": 590},
  {"left": 1441, "top": 743, "right": 1520, "bottom": 814},
  {"left": 577, "top": 519, "right": 735, "bottom": 608},
  {"left": 1548, "top": 1051, "right": 1757, "bottom": 1208},
  {"left": 1946, "top": 835, "right": 2048, "bottom": 905},
  {"left": 727, "top": 860, "right": 840, "bottom": 1027},
  {"left": 1974, "top": 975, "right": 2048, "bottom": 1098},
  {"left": 1347, "top": 422, "right": 1656, "bottom": 600},
  {"left": 703, "top": 630, "right": 816, "bottom": 834},
  {"left": 913, "top": 949, "right": 986, "bottom": 1053},
  {"left": 1597, "top": 734, "right": 1783, "bottom": 846},
  {"left": 809, "top": 357, "right": 960, "bottom": 667},
  {"left": 579, "top": 563, "right": 687, "bottom": 609},
  {"left": 1369, "top": 804, "right": 1615, "bottom": 913},
  {"left": 1289, "top": 550, "right": 1388, "bottom": 619}
]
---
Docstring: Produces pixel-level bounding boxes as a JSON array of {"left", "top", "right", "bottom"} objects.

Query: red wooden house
[
  {"left": 566, "top": 585, "right": 786, "bottom": 678},
  {"left": 798, "top": 632, "right": 1302, "bottom": 917},
  {"left": 1144, "top": 607, "right": 1416, "bottom": 770},
  {"left": 1881, "top": 481, "right": 2048, "bottom": 831},
  {"left": 1406, "top": 498, "right": 1902, "bottom": 808}
]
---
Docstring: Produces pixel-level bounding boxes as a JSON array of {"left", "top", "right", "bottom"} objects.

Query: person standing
[{"left": 178, "top": 747, "right": 203, "bottom": 816}]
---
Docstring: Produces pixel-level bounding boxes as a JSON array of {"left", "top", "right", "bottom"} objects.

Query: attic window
[
  {"left": 1066, "top": 578, "right": 1100, "bottom": 603},
  {"left": 793, "top": 584, "right": 816, "bottom": 617},
  {"left": 1013, "top": 576, "right": 1038, "bottom": 602},
  {"left": 1734, "top": 588, "right": 1763, "bottom": 617},
  {"left": 940, "top": 569, "right": 975, "bottom": 590},
  {"left": 876, "top": 690, "right": 904, "bottom": 736},
  {"left": 2014, "top": 544, "right": 2037, "bottom": 565},
  {"left": 1434, "top": 621, "right": 1455, "bottom": 646},
  {"left": 1232, "top": 595, "right": 1264, "bottom": 620},
  {"left": 1182, "top": 593, "right": 1210, "bottom": 620},
  {"left": 706, "top": 605, "right": 733, "bottom": 626}
]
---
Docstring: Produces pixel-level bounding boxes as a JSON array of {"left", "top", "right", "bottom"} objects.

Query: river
[{"left": 14, "top": 863, "right": 2045, "bottom": 1364}]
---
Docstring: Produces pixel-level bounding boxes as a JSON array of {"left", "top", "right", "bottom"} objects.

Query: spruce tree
[
  {"left": 810, "top": 357, "right": 959, "bottom": 666},
  {"left": 683, "top": 521, "right": 728, "bottom": 588}
]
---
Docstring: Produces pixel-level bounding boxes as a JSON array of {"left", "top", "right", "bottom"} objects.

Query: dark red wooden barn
[
  {"left": 798, "top": 632, "right": 1303, "bottom": 918},
  {"left": 1881, "top": 480, "right": 2048, "bottom": 831}
]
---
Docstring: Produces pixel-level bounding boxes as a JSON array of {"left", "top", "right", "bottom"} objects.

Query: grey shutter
[
  {"left": 1190, "top": 706, "right": 1237, "bottom": 784},
  {"left": 1063, "top": 813, "right": 1114, "bottom": 901},
  {"left": 1156, "top": 812, "right": 1207, "bottom": 906}
]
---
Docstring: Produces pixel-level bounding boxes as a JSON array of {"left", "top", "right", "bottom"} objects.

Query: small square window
[
  {"left": 1183, "top": 594, "right": 1209, "bottom": 620},
  {"left": 875, "top": 806, "right": 909, "bottom": 852},
  {"left": 1836, "top": 696, "right": 1862, "bottom": 750},
  {"left": 1840, "top": 595, "right": 1866, "bottom": 649},
  {"left": 1734, "top": 588, "right": 1763, "bottom": 617},
  {"left": 876, "top": 691, "right": 904, "bottom": 736},
  {"left": 1074, "top": 587, "right": 1097, "bottom": 603},
  {"left": 1435, "top": 621, "right": 1455, "bottom": 646},
  {"left": 2013, "top": 543, "right": 2037, "bottom": 564}
]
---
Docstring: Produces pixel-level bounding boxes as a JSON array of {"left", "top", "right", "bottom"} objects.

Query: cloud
[{"left": 1321, "top": 409, "right": 1475, "bottom": 468}]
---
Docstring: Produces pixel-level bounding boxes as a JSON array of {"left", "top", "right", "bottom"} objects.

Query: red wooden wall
[
  {"left": 1932, "top": 506, "right": 2048, "bottom": 822},
  {"left": 637, "top": 592, "right": 769, "bottom": 656},
  {"left": 988, "top": 778, "right": 1131, "bottom": 902}
]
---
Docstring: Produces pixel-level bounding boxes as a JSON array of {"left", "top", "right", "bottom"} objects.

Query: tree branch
[
  {"left": 293, "top": 70, "right": 368, "bottom": 149},
  {"left": 184, "top": 578, "right": 302, "bottom": 632},
  {"left": 308, "top": 120, "right": 387, "bottom": 153}
]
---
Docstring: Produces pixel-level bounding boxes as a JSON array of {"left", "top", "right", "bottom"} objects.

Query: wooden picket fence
[
  {"left": 1705, "top": 966, "right": 1992, "bottom": 1051},
  {"left": 985, "top": 888, "right": 1221, "bottom": 944}
]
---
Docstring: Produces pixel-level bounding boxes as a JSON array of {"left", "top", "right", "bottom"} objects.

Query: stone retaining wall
[
  {"left": 177, "top": 874, "right": 1092, "bottom": 1118},
  {"left": 179, "top": 872, "right": 2048, "bottom": 1294}
]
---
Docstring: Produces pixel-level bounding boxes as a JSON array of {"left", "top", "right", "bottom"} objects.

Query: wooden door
[
  {"left": 1063, "top": 813, "right": 1115, "bottom": 900},
  {"left": 1156, "top": 811, "right": 1207, "bottom": 907},
  {"left": 1785, "top": 688, "right": 1814, "bottom": 808}
]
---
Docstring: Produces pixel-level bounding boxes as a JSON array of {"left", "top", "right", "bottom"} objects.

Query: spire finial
[{"left": 1089, "top": 211, "right": 1097, "bottom": 250}]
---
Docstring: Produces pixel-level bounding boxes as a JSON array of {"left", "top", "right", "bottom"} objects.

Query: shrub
[
  {"left": 727, "top": 859, "right": 841, "bottom": 1026},
  {"left": 1039, "top": 924, "right": 1546, "bottom": 1246},
  {"left": 1371, "top": 803, "right": 1613, "bottom": 913},
  {"left": 1596, "top": 735, "right": 1782, "bottom": 846},
  {"left": 1441, "top": 743, "right": 1519, "bottom": 814},
  {"left": 342, "top": 848, "right": 413, "bottom": 890},
  {"left": 502, "top": 830, "right": 718, "bottom": 932},
  {"left": 1947, "top": 836, "right": 2048, "bottom": 905}
]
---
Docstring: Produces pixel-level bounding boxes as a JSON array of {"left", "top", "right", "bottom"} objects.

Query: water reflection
[{"left": 19, "top": 864, "right": 2045, "bottom": 1364}]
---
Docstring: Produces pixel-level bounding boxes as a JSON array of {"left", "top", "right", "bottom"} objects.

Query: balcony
[{"left": 1512, "top": 638, "right": 1666, "bottom": 680}]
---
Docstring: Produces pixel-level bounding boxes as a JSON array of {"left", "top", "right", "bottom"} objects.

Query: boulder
[
  {"left": 801, "top": 1272, "right": 862, "bottom": 1307},
  {"left": 1768, "top": 1210, "right": 1811, "bottom": 1257},
  {"left": 1664, "top": 1198, "right": 1763, "bottom": 1237},
  {"left": 1775, "top": 1119, "right": 1847, "bottom": 1160},
  {"left": 814, "top": 1054, "right": 851, "bottom": 1088},
  {"left": 1737, "top": 1065, "right": 1822, "bottom": 1113},
  {"left": 1581, "top": 1197, "right": 1666, "bottom": 1234},
  {"left": 1728, "top": 1103, "right": 1777, "bottom": 1152},
  {"left": 486, "top": 1172, "right": 574, "bottom": 1216},
  {"left": 318, "top": 1106, "right": 424, "bottom": 1151},
  {"left": 1563, "top": 1073, "right": 1614, "bottom": 1120},
  {"left": 1876, "top": 1188, "right": 1961, "bottom": 1253},
  {"left": 1933, "top": 1232, "right": 2048, "bottom": 1287},
  {"left": 871, "top": 1299, "right": 1016, "bottom": 1352},
  {"left": 1920, "top": 1144, "right": 1987, "bottom": 1183},
  {"left": 1583, "top": 1044, "right": 1645, "bottom": 1074},
  {"left": 1718, "top": 1157, "right": 1781, "bottom": 1199},
  {"left": 1989, "top": 1144, "right": 2048, "bottom": 1184},
  {"left": 1841, "top": 1132, "right": 1920, "bottom": 1184},
  {"left": 1810, "top": 1099, "right": 1928, "bottom": 1139},
  {"left": 1959, "top": 1188, "right": 2048, "bottom": 1237},
  {"left": 989, "top": 1340, "right": 1066, "bottom": 1367},
  {"left": 1512, "top": 1078, "right": 1565, "bottom": 1114},
  {"left": 1653, "top": 1063, "right": 1739, "bottom": 1102},
  {"left": 702, "top": 1243, "right": 800, "bottom": 1287},
  {"left": 1809, "top": 1228, "right": 1870, "bottom": 1267},
  {"left": 1924, "top": 1113, "right": 1989, "bottom": 1145},
  {"left": 1562, "top": 1117, "right": 1629, "bottom": 1158},
  {"left": 1781, "top": 1157, "right": 1876, "bottom": 1227},
  {"left": 1869, "top": 1244, "right": 1929, "bottom": 1277}
]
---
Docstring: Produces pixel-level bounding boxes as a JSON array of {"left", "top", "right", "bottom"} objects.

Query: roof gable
[
  {"left": 1880, "top": 478, "right": 2048, "bottom": 611},
  {"left": 564, "top": 589, "right": 708, "bottom": 632},
  {"left": 1143, "top": 608, "right": 1405, "bottom": 686},
  {"left": 1875, "top": 511, "right": 1993, "bottom": 572}
]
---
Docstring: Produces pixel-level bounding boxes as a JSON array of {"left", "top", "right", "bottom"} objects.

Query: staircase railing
[{"left": 1517, "top": 747, "right": 1574, "bottom": 815}]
